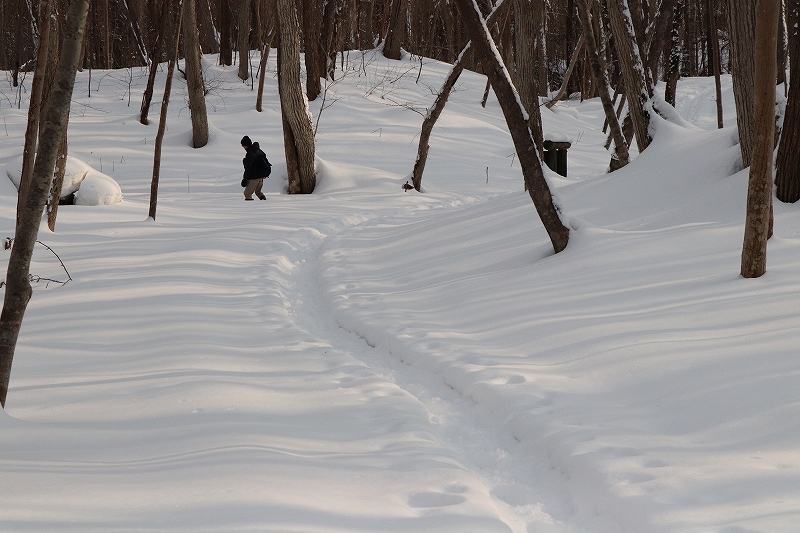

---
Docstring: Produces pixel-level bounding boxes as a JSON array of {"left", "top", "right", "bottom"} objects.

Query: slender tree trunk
[
  {"left": 140, "top": 0, "right": 170, "bottom": 125},
  {"left": 220, "top": 0, "right": 233, "bottom": 65},
  {"left": 304, "top": 0, "right": 324, "bottom": 99},
  {"left": 741, "top": 0, "right": 779, "bottom": 278},
  {"left": 18, "top": 0, "right": 53, "bottom": 221},
  {"left": 0, "top": 0, "right": 90, "bottom": 409},
  {"left": 728, "top": 0, "right": 756, "bottom": 168},
  {"left": 578, "top": 0, "right": 630, "bottom": 169},
  {"left": 277, "top": 0, "right": 316, "bottom": 193},
  {"left": 707, "top": 0, "right": 723, "bottom": 128},
  {"left": 453, "top": 0, "right": 570, "bottom": 254},
  {"left": 664, "top": 0, "right": 684, "bottom": 106},
  {"left": 775, "top": 0, "right": 800, "bottom": 202},
  {"left": 183, "top": 0, "right": 209, "bottom": 148},
  {"left": 46, "top": 133, "right": 68, "bottom": 231},
  {"left": 358, "top": 0, "right": 373, "bottom": 48},
  {"left": 256, "top": 32, "right": 276, "bottom": 112},
  {"left": 150, "top": 0, "right": 183, "bottom": 220},
  {"left": 546, "top": 34, "right": 585, "bottom": 108},
  {"left": 237, "top": 0, "right": 251, "bottom": 80},
  {"left": 607, "top": 0, "right": 653, "bottom": 152},
  {"left": 411, "top": 0, "right": 509, "bottom": 191}
]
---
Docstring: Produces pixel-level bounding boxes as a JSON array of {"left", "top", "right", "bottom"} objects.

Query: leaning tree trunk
[
  {"left": 728, "top": 0, "right": 756, "bottom": 168},
  {"left": 776, "top": 0, "right": 800, "bottom": 202},
  {"left": 46, "top": 133, "right": 68, "bottom": 231},
  {"left": 453, "top": 0, "right": 570, "bottom": 254},
  {"left": 183, "top": 0, "right": 209, "bottom": 148},
  {"left": 17, "top": 0, "right": 53, "bottom": 222},
  {"left": 0, "top": 0, "right": 90, "bottom": 409},
  {"left": 149, "top": 0, "right": 183, "bottom": 220},
  {"left": 741, "top": 0, "right": 779, "bottom": 278},
  {"left": 578, "top": 0, "right": 630, "bottom": 170},
  {"left": 513, "top": 0, "right": 544, "bottom": 155},
  {"left": 411, "top": 0, "right": 510, "bottom": 191},
  {"left": 277, "top": 0, "right": 316, "bottom": 194},
  {"left": 707, "top": 0, "right": 724, "bottom": 128},
  {"left": 607, "top": 0, "right": 653, "bottom": 153},
  {"left": 140, "top": 0, "right": 170, "bottom": 125},
  {"left": 382, "top": 0, "right": 406, "bottom": 60}
]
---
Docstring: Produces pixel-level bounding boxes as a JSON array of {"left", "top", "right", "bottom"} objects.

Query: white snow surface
[{"left": 0, "top": 51, "right": 798, "bottom": 533}]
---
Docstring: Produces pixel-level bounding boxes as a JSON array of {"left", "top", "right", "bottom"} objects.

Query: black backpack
[{"left": 255, "top": 151, "right": 272, "bottom": 178}]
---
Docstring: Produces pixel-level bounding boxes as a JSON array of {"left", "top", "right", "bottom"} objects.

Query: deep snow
[{"left": 0, "top": 49, "right": 798, "bottom": 533}]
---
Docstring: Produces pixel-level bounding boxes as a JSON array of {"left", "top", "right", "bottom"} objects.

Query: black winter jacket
[{"left": 242, "top": 142, "right": 268, "bottom": 181}]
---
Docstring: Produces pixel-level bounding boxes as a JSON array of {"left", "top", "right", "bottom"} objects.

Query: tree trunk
[
  {"left": 237, "top": 0, "right": 252, "bottom": 80},
  {"left": 304, "top": 0, "right": 324, "bottom": 99},
  {"left": 256, "top": 31, "right": 276, "bottom": 112},
  {"left": 741, "top": 0, "right": 779, "bottom": 278},
  {"left": 453, "top": 0, "right": 570, "bottom": 254},
  {"left": 707, "top": 0, "right": 723, "bottom": 128},
  {"left": 382, "top": 0, "right": 405, "bottom": 59},
  {"left": 17, "top": 0, "right": 53, "bottom": 222},
  {"left": 0, "top": 0, "right": 90, "bottom": 409},
  {"left": 546, "top": 34, "right": 585, "bottom": 108},
  {"left": 140, "top": 0, "right": 170, "bottom": 125},
  {"left": 183, "top": 0, "right": 209, "bottom": 148},
  {"left": 727, "top": 0, "right": 756, "bottom": 168},
  {"left": 775, "top": 0, "right": 800, "bottom": 202},
  {"left": 664, "top": 0, "right": 684, "bottom": 106},
  {"left": 149, "top": 0, "right": 183, "bottom": 220},
  {"left": 277, "top": 0, "right": 316, "bottom": 194},
  {"left": 513, "top": 0, "right": 544, "bottom": 155},
  {"left": 578, "top": 0, "right": 630, "bottom": 169},
  {"left": 46, "top": 133, "right": 68, "bottom": 231},
  {"left": 411, "top": 0, "right": 509, "bottom": 191},
  {"left": 220, "top": 0, "right": 233, "bottom": 65},
  {"left": 607, "top": 0, "right": 653, "bottom": 152},
  {"left": 358, "top": 0, "right": 373, "bottom": 49}
]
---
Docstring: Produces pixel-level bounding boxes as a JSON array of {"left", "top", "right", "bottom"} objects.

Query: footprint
[{"left": 408, "top": 491, "right": 466, "bottom": 508}]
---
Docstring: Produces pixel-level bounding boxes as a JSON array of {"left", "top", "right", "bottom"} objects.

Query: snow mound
[
  {"left": 5, "top": 155, "right": 121, "bottom": 205},
  {"left": 74, "top": 169, "right": 122, "bottom": 205}
]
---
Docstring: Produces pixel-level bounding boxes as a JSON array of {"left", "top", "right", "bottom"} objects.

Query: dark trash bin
[{"left": 542, "top": 140, "right": 571, "bottom": 177}]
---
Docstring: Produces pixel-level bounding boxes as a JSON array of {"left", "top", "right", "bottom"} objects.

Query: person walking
[{"left": 240, "top": 135, "right": 270, "bottom": 200}]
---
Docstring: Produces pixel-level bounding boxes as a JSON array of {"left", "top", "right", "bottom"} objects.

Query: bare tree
[
  {"left": 607, "top": 0, "right": 653, "bottom": 153},
  {"left": 513, "top": 0, "right": 544, "bottom": 154},
  {"left": 578, "top": 0, "right": 630, "bottom": 169},
  {"left": 277, "top": 0, "right": 316, "bottom": 193},
  {"left": 150, "top": 0, "right": 183, "bottom": 220},
  {"left": 237, "top": 0, "right": 252, "bottom": 80},
  {"left": 0, "top": 0, "right": 90, "bottom": 409},
  {"left": 741, "top": 0, "right": 779, "bottom": 278},
  {"left": 776, "top": 0, "right": 800, "bottom": 202},
  {"left": 727, "top": 0, "right": 756, "bottom": 167},
  {"left": 453, "top": 0, "right": 570, "bottom": 253},
  {"left": 140, "top": 0, "right": 171, "bottom": 125},
  {"left": 304, "top": 0, "right": 325, "bottom": 100},
  {"left": 183, "top": 0, "right": 210, "bottom": 148},
  {"left": 17, "top": 0, "right": 54, "bottom": 222},
  {"left": 382, "top": 0, "right": 406, "bottom": 60}
]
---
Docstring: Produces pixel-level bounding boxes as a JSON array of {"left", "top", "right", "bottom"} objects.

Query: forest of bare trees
[{"left": 1, "top": 0, "right": 799, "bottom": 403}]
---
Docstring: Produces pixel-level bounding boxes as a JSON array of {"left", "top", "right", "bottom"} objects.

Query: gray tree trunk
[
  {"left": 453, "top": 0, "right": 570, "bottom": 254},
  {"left": 0, "top": 0, "right": 90, "bottom": 408},
  {"left": 513, "top": 0, "right": 544, "bottom": 155},
  {"left": 277, "top": 0, "right": 316, "bottom": 193},
  {"left": 183, "top": 0, "right": 209, "bottom": 148},
  {"left": 237, "top": 0, "right": 252, "bottom": 80},
  {"left": 382, "top": 0, "right": 405, "bottom": 60},
  {"left": 607, "top": 0, "right": 653, "bottom": 152},
  {"left": 728, "top": 0, "right": 756, "bottom": 167},
  {"left": 578, "top": 0, "right": 630, "bottom": 169},
  {"left": 741, "top": 0, "right": 780, "bottom": 278}
]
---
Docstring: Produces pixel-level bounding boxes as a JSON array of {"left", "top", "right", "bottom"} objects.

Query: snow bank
[{"left": 5, "top": 155, "right": 121, "bottom": 205}]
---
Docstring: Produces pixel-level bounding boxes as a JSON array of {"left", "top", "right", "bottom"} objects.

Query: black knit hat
[{"left": 240, "top": 135, "right": 252, "bottom": 147}]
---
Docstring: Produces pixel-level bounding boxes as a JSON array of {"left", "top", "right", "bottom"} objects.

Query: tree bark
[
  {"left": 183, "top": 0, "right": 209, "bottom": 148},
  {"left": 578, "top": 0, "right": 630, "bottom": 169},
  {"left": 140, "top": 0, "right": 170, "bottom": 125},
  {"left": 237, "top": 0, "right": 252, "bottom": 80},
  {"left": 0, "top": 0, "right": 89, "bottom": 409},
  {"left": 304, "top": 0, "right": 324, "bottom": 99},
  {"left": 149, "top": 0, "right": 183, "bottom": 220},
  {"left": 727, "top": 0, "right": 756, "bottom": 168},
  {"left": 277, "top": 0, "right": 316, "bottom": 193},
  {"left": 741, "top": 0, "right": 779, "bottom": 278},
  {"left": 453, "top": 0, "right": 570, "bottom": 254},
  {"left": 546, "top": 34, "right": 585, "bottom": 108},
  {"left": 220, "top": 0, "right": 233, "bottom": 65},
  {"left": 382, "top": 0, "right": 405, "bottom": 60},
  {"left": 46, "top": 133, "right": 68, "bottom": 231},
  {"left": 513, "top": 0, "right": 544, "bottom": 155},
  {"left": 17, "top": 0, "right": 53, "bottom": 222},
  {"left": 707, "top": 0, "right": 723, "bottom": 128},
  {"left": 607, "top": 0, "right": 653, "bottom": 152},
  {"left": 664, "top": 0, "right": 684, "bottom": 106},
  {"left": 775, "top": 0, "right": 800, "bottom": 202}
]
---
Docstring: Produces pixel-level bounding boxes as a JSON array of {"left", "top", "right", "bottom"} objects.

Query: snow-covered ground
[{"left": 0, "top": 50, "right": 798, "bottom": 533}]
